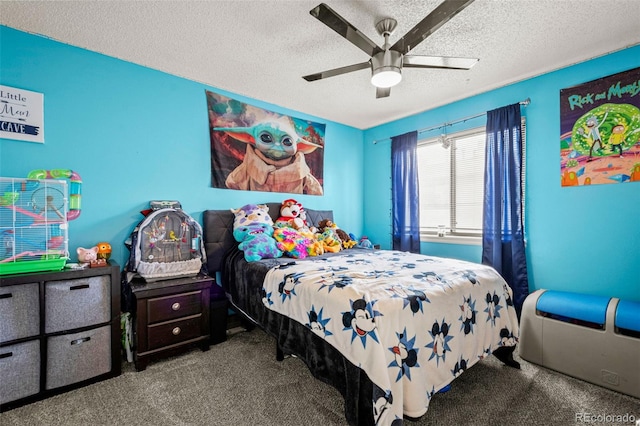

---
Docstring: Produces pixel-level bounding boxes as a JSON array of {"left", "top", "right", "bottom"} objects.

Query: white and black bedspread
[{"left": 261, "top": 249, "right": 519, "bottom": 425}]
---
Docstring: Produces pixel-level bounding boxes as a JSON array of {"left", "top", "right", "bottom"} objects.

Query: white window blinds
[{"left": 418, "top": 128, "right": 485, "bottom": 236}]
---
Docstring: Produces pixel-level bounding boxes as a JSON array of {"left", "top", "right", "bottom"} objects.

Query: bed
[{"left": 203, "top": 204, "right": 520, "bottom": 426}]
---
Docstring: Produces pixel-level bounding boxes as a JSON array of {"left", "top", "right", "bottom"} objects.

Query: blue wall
[
  {"left": 2, "top": 26, "right": 638, "bottom": 303},
  {"left": 363, "top": 45, "right": 640, "bottom": 302},
  {"left": 0, "top": 26, "right": 364, "bottom": 268}
]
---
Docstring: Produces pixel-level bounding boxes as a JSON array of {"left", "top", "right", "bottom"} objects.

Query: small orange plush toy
[{"left": 96, "top": 242, "right": 112, "bottom": 260}]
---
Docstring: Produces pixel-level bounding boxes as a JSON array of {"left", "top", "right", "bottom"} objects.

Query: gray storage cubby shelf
[{"left": 0, "top": 263, "right": 121, "bottom": 411}]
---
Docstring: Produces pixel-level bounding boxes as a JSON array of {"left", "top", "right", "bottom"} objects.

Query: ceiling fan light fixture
[
  {"left": 371, "top": 49, "right": 403, "bottom": 88},
  {"left": 371, "top": 67, "right": 402, "bottom": 88}
]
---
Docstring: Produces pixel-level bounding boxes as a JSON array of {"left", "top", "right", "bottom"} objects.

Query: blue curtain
[
  {"left": 482, "top": 104, "right": 529, "bottom": 318},
  {"left": 391, "top": 131, "right": 420, "bottom": 253}
]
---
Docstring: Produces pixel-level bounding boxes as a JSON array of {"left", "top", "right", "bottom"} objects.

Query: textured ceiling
[{"left": 1, "top": 0, "right": 639, "bottom": 129}]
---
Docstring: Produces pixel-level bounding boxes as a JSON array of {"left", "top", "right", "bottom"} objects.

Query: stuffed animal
[
  {"left": 233, "top": 223, "right": 282, "bottom": 262},
  {"left": 275, "top": 200, "right": 324, "bottom": 256},
  {"left": 317, "top": 228, "right": 342, "bottom": 253},
  {"left": 317, "top": 218, "right": 332, "bottom": 234},
  {"left": 317, "top": 218, "right": 356, "bottom": 249},
  {"left": 231, "top": 203, "right": 273, "bottom": 230},
  {"left": 77, "top": 246, "right": 98, "bottom": 264},
  {"left": 96, "top": 242, "right": 112, "bottom": 260},
  {"left": 273, "top": 227, "right": 313, "bottom": 259},
  {"left": 298, "top": 207, "right": 317, "bottom": 233},
  {"left": 357, "top": 236, "right": 374, "bottom": 249},
  {"left": 306, "top": 238, "right": 325, "bottom": 256},
  {"left": 275, "top": 199, "right": 305, "bottom": 230}
]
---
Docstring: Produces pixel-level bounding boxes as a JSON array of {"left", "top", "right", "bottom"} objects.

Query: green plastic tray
[{"left": 0, "top": 258, "right": 68, "bottom": 276}]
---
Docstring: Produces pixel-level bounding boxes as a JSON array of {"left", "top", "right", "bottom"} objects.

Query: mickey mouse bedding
[{"left": 255, "top": 249, "right": 519, "bottom": 425}]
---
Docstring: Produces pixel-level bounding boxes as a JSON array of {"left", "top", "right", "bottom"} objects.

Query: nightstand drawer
[
  {"left": 0, "top": 283, "right": 40, "bottom": 342},
  {"left": 147, "top": 315, "right": 203, "bottom": 350},
  {"left": 147, "top": 290, "right": 203, "bottom": 324}
]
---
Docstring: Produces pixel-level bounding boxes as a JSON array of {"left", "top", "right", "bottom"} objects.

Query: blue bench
[{"left": 520, "top": 289, "right": 639, "bottom": 399}]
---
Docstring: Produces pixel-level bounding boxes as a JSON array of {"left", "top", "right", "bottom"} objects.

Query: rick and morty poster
[
  {"left": 206, "top": 90, "right": 325, "bottom": 195},
  {"left": 560, "top": 66, "right": 640, "bottom": 186}
]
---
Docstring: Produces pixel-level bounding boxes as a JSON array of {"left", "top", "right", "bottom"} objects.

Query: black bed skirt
[{"left": 222, "top": 247, "right": 375, "bottom": 426}]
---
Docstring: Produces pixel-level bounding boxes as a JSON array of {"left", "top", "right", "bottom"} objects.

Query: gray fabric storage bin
[
  {"left": 0, "top": 340, "right": 40, "bottom": 404},
  {"left": 46, "top": 325, "right": 111, "bottom": 390},
  {"left": 45, "top": 276, "right": 110, "bottom": 333},
  {"left": 0, "top": 282, "right": 40, "bottom": 342}
]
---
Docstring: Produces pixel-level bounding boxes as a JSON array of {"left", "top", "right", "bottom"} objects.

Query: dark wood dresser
[{"left": 130, "top": 275, "right": 213, "bottom": 371}]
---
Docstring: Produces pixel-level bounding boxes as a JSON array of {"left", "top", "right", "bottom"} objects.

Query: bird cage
[{"left": 0, "top": 177, "right": 70, "bottom": 275}]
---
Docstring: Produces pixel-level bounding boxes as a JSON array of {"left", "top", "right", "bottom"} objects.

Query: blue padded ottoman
[{"left": 520, "top": 289, "right": 639, "bottom": 398}]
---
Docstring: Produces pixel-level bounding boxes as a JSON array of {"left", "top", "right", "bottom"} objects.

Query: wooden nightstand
[{"left": 130, "top": 275, "right": 212, "bottom": 371}]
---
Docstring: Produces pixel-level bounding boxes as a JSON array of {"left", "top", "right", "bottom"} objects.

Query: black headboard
[{"left": 203, "top": 202, "right": 333, "bottom": 273}]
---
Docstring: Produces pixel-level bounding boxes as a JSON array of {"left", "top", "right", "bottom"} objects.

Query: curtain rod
[{"left": 373, "top": 98, "right": 530, "bottom": 144}]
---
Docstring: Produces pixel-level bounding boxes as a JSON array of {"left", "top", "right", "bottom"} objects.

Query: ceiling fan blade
[
  {"left": 391, "top": 0, "right": 476, "bottom": 55},
  {"left": 310, "top": 3, "right": 382, "bottom": 57},
  {"left": 303, "top": 61, "right": 371, "bottom": 82},
  {"left": 404, "top": 55, "right": 478, "bottom": 70},
  {"left": 376, "top": 87, "right": 391, "bottom": 98}
]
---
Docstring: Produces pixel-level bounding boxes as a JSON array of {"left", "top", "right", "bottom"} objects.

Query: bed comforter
[{"left": 260, "top": 249, "right": 519, "bottom": 425}]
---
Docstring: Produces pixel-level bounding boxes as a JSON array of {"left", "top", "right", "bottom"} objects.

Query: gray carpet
[{"left": 1, "top": 328, "right": 638, "bottom": 425}]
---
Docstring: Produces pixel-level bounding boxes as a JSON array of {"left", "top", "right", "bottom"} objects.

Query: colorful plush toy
[
  {"left": 96, "top": 242, "right": 112, "bottom": 260},
  {"left": 231, "top": 203, "right": 273, "bottom": 230},
  {"left": 357, "top": 236, "right": 374, "bottom": 249},
  {"left": 233, "top": 223, "right": 282, "bottom": 262},
  {"left": 306, "top": 238, "right": 325, "bottom": 256},
  {"left": 317, "top": 218, "right": 356, "bottom": 249},
  {"left": 317, "top": 228, "right": 342, "bottom": 253},
  {"left": 342, "top": 238, "right": 357, "bottom": 249},
  {"left": 275, "top": 199, "right": 305, "bottom": 230},
  {"left": 273, "top": 227, "right": 313, "bottom": 259}
]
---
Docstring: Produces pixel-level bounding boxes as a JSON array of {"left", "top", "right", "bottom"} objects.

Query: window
[
  {"left": 417, "top": 127, "right": 486, "bottom": 239},
  {"left": 417, "top": 119, "right": 526, "bottom": 241}
]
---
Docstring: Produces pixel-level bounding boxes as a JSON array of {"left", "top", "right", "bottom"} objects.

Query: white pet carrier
[{"left": 125, "top": 205, "right": 206, "bottom": 282}]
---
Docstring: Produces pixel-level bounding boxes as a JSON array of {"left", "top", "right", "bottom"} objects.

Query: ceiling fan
[{"left": 302, "top": 0, "right": 479, "bottom": 98}]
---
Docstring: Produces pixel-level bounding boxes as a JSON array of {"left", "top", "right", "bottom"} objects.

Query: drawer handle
[
  {"left": 171, "top": 302, "right": 181, "bottom": 311},
  {"left": 70, "top": 284, "right": 90, "bottom": 291},
  {"left": 172, "top": 327, "right": 181, "bottom": 336},
  {"left": 0, "top": 293, "right": 12, "bottom": 299},
  {"left": 71, "top": 336, "right": 91, "bottom": 345},
  {"left": 0, "top": 351, "right": 13, "bottom": 359}
]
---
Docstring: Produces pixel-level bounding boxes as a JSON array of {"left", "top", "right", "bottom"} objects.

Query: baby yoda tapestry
[
  {"left": 560, "top": 66, "right": 640, "bottom": 186},
  {"left": 206, "top": 91, "right": 325, "bottom": 195}
]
